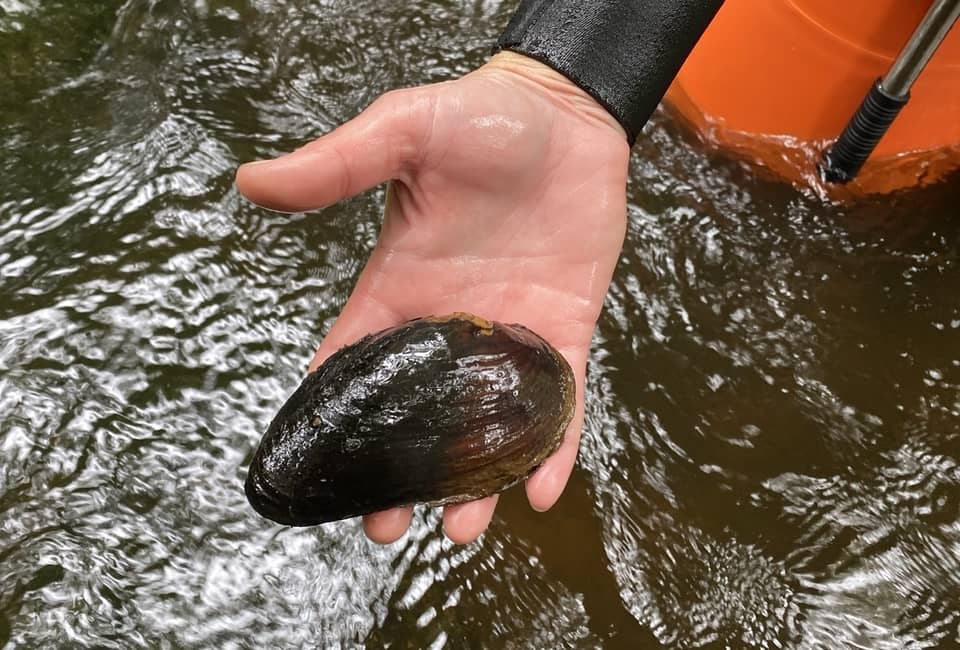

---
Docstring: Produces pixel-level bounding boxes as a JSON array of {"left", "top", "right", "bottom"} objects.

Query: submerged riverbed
[{"left": 2, "top": 1, "right": 959, "bottom": 648}]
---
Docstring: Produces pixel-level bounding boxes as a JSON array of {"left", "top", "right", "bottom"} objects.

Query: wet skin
[{"left": 236, "top": 51, "right": 630, "bottom": 544}]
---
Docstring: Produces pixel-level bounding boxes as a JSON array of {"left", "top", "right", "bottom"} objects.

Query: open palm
[{"left": 237, "top": 53, "right": 630, "bottom": 544}]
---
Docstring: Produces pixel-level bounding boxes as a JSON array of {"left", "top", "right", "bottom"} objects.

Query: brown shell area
[{"left": 244, "top": 313, "right": 575, "bottom": 526}]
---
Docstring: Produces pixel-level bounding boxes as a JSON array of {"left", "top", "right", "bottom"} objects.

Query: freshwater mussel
[{"left": 245, "top": 313, "right": 575, "bottom": 526}]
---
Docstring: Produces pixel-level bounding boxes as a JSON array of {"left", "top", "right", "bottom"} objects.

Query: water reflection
[
  {"left": 1, "top": 0, "right": 959, "bottom": 648},
  {"left": 584, "top": 126, "right": 960, "bottom": 647}
]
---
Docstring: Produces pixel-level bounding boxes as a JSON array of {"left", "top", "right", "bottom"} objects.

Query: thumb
[{"left": 235, "top": 88, "right": 434, "bottom": 213}]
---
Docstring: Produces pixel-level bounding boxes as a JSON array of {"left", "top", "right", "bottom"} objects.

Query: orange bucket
[{"left": 665, "top": 0, "right": 960, "bottom": 194}]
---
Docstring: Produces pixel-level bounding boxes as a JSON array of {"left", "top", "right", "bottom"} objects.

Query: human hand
[{"left": 236, "top": 51, "right": 630, "bottom": 544}]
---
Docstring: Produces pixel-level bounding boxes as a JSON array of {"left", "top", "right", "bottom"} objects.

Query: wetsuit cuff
[{"left": 495, "top": 0, "right": 724, "bottom": 145}]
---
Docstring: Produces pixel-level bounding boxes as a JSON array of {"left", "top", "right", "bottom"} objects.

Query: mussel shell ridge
[{"left": 245, "top": 313, "right": 575, "bottom": 526}]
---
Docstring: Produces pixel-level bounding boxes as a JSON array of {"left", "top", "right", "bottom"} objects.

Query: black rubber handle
[
  {"left": 820, "top": 79, "right": 909, "bottom": 184},
  {"left": 496, "top": 0, "right": 724, "bottom": 145}
]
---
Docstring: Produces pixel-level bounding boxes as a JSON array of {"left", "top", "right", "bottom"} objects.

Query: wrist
[
  {"left": 478, "top": 51, "right": 627, "bottom": 142},
  {"left": 493, "top": 0, "right": 723, "bottom": 144}
]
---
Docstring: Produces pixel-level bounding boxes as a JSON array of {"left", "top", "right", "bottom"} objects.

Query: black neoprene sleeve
[{"left": 495, "top": 0, "right": 724, "bottom": 144}]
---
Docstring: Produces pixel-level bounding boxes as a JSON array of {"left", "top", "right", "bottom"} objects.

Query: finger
[
  {"left": 525, "top": 408, "right": 585, "bottom": 512},
  {"left": 235, "top": 89, "right": 435, "bottom": 212},
  {"left": 314, "top": 273, "right": 414, "bottom": 547},
  {"left": 442, "top": 495, "right": 499, "bottom": 544},
  {"left": 363, "top": 506, "right": 414, "bottom": 544},
  {"left": 525, "top": 350, "right": 588, "bottom": 512}
]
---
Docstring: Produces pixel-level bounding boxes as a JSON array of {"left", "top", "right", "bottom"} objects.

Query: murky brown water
[{"left": 2, "top": 1, "right": 960, "bottom": 648}]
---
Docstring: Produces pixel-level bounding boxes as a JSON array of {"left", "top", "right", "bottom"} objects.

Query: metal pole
[{"left": 820, "top": 0, "right": 960, "bottom": 184}]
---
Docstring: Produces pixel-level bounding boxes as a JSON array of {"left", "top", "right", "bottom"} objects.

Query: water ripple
[{"left": 3, "top": 1, "right": 960, "bottom": 648}]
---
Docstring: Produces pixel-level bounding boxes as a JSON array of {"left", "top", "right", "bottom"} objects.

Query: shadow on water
[{"left": 1, "top": 1, "right": 959, "bottom": 648}]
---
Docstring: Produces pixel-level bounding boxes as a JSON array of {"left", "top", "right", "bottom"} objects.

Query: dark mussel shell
[{"left": 245, "top": 313, "right": 575, "bottom": 526}]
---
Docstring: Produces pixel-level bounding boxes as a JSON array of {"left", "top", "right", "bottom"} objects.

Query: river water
[{"left": 2, "top": 1, "right": 959, "bottom": 648}]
